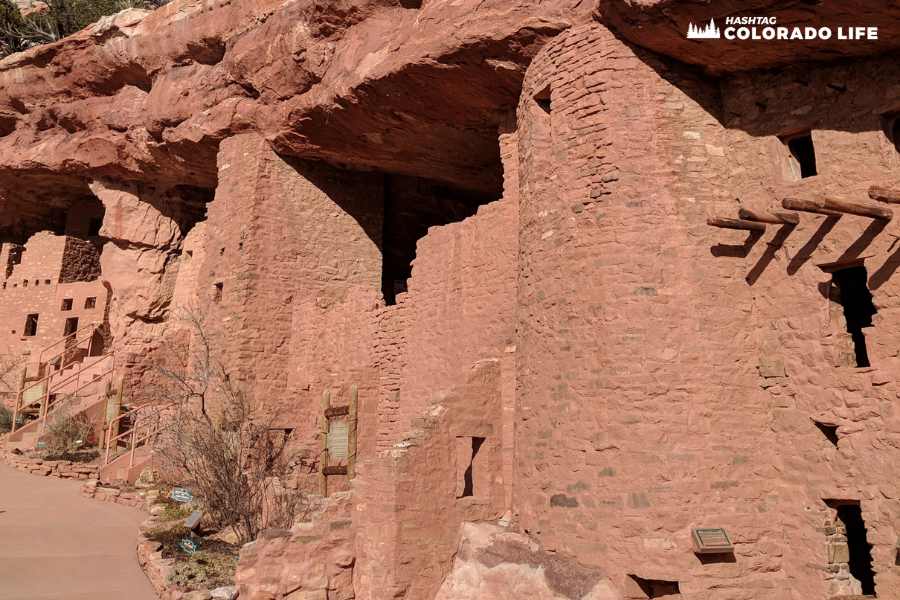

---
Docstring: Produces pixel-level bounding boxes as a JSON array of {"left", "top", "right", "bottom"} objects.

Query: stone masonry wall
[
  {"left": 0, "top": 232, "right": 106, "bottom": 366},
  {"left": 167, "top": 134, "right": 385, "bottom": 458},
  {"left": 513, "top": 23, "right": 900, "bottom": 599},
  {"left": 236, "top": 493, "right": 356, "bottom": 600},
  {"left": 355, "top": 359, "right": 509, "bottom": 600}
]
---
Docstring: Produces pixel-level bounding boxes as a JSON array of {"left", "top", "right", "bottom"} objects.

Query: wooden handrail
[
  {"left": 103, "top": 403, "right": 174, "bottom": 468},
  {"left": 37, "top": 321, "right": 100, "bottom": 368},
  {"left": 12, "top": 354, "right": 115, "bottom": 433},
  {"left": 38, "top": 362, "right": 116, "bottom": 435}
]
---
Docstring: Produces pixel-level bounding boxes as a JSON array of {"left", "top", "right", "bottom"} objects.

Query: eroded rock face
[
  {"left": 0, "top": 0, "right": 586, "bottom": 204},
  {"left": 435, "top": 522, "right": 618, "bottom": 600},
  {"left": 90, "top": 180, "right": 184, "bottom": 330}
]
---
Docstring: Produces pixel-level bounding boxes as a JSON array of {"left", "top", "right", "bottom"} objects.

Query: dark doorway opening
[
  {"left": 87, "top": 218, "right": 103, "bottom": 237},
  {"left": 626, "top": 575, "right": 681, "bottom": 599},
  {"left": 837, "top": 504, "right": 877, "bottom": 596},
  {"left": 787, "top": 134, "right": 817, "bottom": 178},
  {"left": 382, "top": 175, "right": 494, "bottom": 305},
  {"left": 892, "top": 118, "right": 900, "bottom": 155},
  {"left": 458, "top": 436, "right": 485, "bottom": 498},
  {"left": 833, "top": 266, "right": 877, "bottom": 367},
  {"left": 23, "top": 314, "right": 38, "bottom": 337},
  {"left": 63, "top": 317, "right": 79, "bottom": 337},
  {"left": 534, "top": 85, "right": 552, "bottom": 115}
]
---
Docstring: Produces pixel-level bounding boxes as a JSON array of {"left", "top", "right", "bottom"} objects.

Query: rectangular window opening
[
  {"left": 63, "top": 317, "right": 79, "bottom": 337},
  {"left": 833, "top": 266, "right": 877, "bottom": 367},
  {"left": 457, "top": 436, "right": 485, "bottom": 499},
  {"left": 84, "top": 297, "right": 96, "bottom": 309},
  {"left": 60, "top": 298, "right": 73, "bottom": 311},
  {"left": 824, "top": 500, "right": 877, "bottom": 597},
  {"left": 625, "top": 575, "right": 681, "bottom": 599},
  {"left": 213, "top": 282, "right": 223, "bottom": 304},
  {"left": 781, "top": 131, "right": 817, "bottom": 179},
  {"left": 23, "top": 314, "right": 38, "bottom": 337}
]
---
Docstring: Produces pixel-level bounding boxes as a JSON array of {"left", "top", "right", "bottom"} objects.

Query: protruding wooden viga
[{"left": 783, "top": 196, "right": 893, "bottom": 220}]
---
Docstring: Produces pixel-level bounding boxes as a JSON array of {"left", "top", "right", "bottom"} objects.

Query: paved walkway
[{"left": 0, "top": 462, "right": 158, "bottom": 600}]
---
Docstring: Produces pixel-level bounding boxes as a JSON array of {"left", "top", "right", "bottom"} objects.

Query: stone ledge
[
  {"left": 79, "top": 479, "right": 152, "bottom": 511},
  {"left": 1, "top": 451, "right": 100, "bottom": 479}
]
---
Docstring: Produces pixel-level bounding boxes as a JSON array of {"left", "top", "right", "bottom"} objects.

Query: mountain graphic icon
[{"left": 687, "top": 19, "right": 721, "bottom": 39}]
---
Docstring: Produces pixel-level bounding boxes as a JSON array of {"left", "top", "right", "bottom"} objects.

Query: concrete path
[{"left": 0, "top": 462, "right": 158, "bottom": 600}]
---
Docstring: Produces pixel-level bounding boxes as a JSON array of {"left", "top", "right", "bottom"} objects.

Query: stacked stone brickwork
[{"left": 2, "top": 453, "right": 100, "bottom": 479}]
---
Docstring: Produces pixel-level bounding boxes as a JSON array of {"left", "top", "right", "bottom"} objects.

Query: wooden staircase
[
  {"left": 99, "top": 403, "right": 172, "bottom": 484},
  {"left": 4, "top": 323, "right": 119, "bottom": 452}
]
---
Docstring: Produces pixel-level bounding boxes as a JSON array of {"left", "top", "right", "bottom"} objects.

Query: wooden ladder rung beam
[
  {"left": 323, "top": 465, "right": 348, "bottom": 476},
  {"left": 324, "top": 405, "right": 349, "bottom": 418},
  {"left": 707, "top": 217, "right": 766, "bottom": 232},
  {"left": 738, "top": 208, "right": 800, "bottom": 225},
  {"left": 783, "top": 197, "right": 893, "bottom": 220},
  {"left": 869, "top": 185, "right": 900, "bottom": 204}
]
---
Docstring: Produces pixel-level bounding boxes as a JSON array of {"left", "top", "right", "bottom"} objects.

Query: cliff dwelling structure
[{"left": 3, "top": 0, "right": 900, "bottom": 598}]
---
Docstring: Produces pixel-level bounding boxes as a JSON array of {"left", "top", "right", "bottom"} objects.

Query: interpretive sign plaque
[
  {"left": 691, "top": 528, "right": 734, "bottom": 554},
  {"left": 328, "top": 421, "right": 349, "bottom": 461},
  {"left": 185, "top": 510, "right": 204, "bottom": 530}
]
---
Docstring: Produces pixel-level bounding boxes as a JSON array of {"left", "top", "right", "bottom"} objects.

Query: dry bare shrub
[
  {"left": 43, "top": 397, "right": 94, "bottom": 455},
  {"left": 0, "top": 403, "right": 12, "bottom": 434},
  {"left": 151, "top": 308, "right": 314, "bottom": 544}
]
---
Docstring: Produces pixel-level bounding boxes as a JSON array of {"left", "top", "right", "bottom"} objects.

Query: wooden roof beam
[
  {"left": 782, "top": 197, "right": 893, "bottom": 220},
  {"left": 707, "top": 217, "right": 767, "bottom": 232},
  {"left": 738, "top": 208, "right": 800, "bottom": 225},
  {"left": 869, "top": 185, "right": 900, "bottom": 204}
]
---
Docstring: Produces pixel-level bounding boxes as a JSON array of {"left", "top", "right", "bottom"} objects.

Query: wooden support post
[
  {"left": 98, "top": 379, "right": 112, "bottom": 451},
  {"left": 11, "top": 367, "right": 26, "bottom": 432},
  {"left": 869, "top": 185, "right": 900, "bottom": 204},
  {"left": 737, "top": 208, "right": 800, "bottom": 225},
  {"left": 783, "top": 197, "right": 893, "bottom": 220},
  {"left": 348, "top": 384, "right": 358, "bottom": 482},
  {"left": 112, "top": 376, "right": 124, "bottom": 449},
  {"left": 319, "top": 389, "right": 330, "bottom": 496},
  {"left": 707, "top": 217, "right": 767, "bottom": 232}
]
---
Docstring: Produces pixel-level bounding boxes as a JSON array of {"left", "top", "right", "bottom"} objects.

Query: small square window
[
  {"left": 22, "top": 280, "right": 27, "bottom": 287},
  {"left": 44, "top": 279, "right": 50, "bottom": 285},
  {"left": 23, "top": 314, "right": 38, "bottom": 337},
  {"left": 60, "top": 298, "right": 73, "bottom": 311},
  {"left": 84, "top": 297, "right": 96, "bottom": 309}
]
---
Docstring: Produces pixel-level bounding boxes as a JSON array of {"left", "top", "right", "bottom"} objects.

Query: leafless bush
[
  {"left": 43, "top": 397, "right": 94, "bottom": 455},
  {"left": 152, "top": 308, "right": 314, "bottom": 544},
  {"left": 0, "top": 348, "right": 24, "bottom": 396},
  {"left": 0, "top": 404, "right": 12, "bottom": 434}
]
